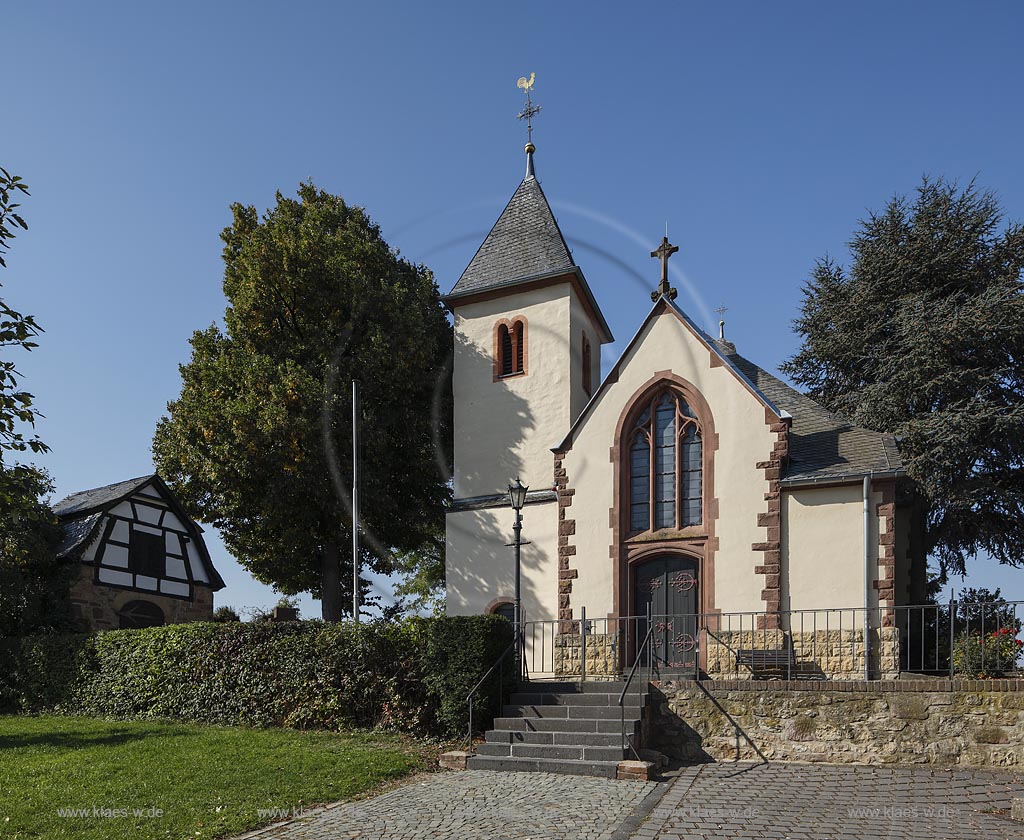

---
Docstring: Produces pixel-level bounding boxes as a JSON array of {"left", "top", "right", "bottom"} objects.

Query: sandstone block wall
[
  {"left": 650, "top": 678, "right": 1024, "bottom": 768},
  {"left": 553, "top": 633, "right": 620, "bottom": 677},
  {"left": 704, "top": 627, "right": 900, "bottom": 680}
]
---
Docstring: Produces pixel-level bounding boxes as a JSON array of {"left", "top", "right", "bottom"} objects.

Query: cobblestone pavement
[
  {"left": 634, "top": 763, "right": 1024, "bottom": 840},
  {"left": 243, "top": 770, "right": 660, "bottom": 840}
]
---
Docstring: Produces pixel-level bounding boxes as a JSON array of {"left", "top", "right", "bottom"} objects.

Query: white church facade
[{"left": 443, "top": 144, "right": 924, "bottom": 677}]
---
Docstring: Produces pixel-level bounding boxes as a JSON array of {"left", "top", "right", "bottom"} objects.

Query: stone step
[
  {"left": 492, "top": 716, "right": 638, "bottom": 734},
  {"left": 485, "top": 729, "right": 627, "bottom": 747},
  {"left": 503, "top": 703, "right": 643, "bottom": 720},
  {"left": 509, "top": 691, "right": 639, "bottom": 707},
  {"left": 465, "top": 754, "right": 621, "bottom": 778},
  {"left": 475, "top": 742, "right": 628, "bottom": 762},
  {"left": 520, "top": 681, "right": 646, "bottom": 694}
]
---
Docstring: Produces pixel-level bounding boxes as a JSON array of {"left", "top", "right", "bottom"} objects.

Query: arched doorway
[
  {"left": 633, "top": 556, "right": 699, "bottom": 673},
  {"left": 118, "top": 600, "right": 165, "bottom": 629}
]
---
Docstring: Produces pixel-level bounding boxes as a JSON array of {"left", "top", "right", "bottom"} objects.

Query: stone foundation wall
[
  {"left": 69, "top": 565, "right": 215, "bottom": 631},
  {"left": 649, "top": 678, "right": 1024, "bottom": 767}
]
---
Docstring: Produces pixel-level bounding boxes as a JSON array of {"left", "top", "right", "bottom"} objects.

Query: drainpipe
[{"left": 863, "top": 474, "right": 872, "bottom": 681}]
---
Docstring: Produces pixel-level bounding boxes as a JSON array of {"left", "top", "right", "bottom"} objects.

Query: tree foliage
[
  {"left": 0, "top": 167, "right": 69, "bottom": 636},
  {"left": 783, "top": 178, "right": 1024, "bottom": 575},
  {"left": 153, "top": 183, "right": 452, "bottom": 620}
]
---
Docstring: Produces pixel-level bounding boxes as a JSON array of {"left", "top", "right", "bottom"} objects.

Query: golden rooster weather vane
[{"left": 517, "top": 72, "right": 541, "bottom": 145}]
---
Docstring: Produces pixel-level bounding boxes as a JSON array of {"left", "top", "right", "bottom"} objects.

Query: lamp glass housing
[{"left": 508, "top": 478, "right": 529, "bottom": 511}]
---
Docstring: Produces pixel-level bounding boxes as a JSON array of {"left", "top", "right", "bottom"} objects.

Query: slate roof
[
  {"left": 55, "top": 511, "right": 104, "bottom": 560},
  {"left": 447, "top": 175, "right": 576, "bottom": 298},
  {"left": 53, "top": 475, "right": 154, "bottom": 518},
  {"left": 721, "top": 343, "right": 904, "bottom": 483}
]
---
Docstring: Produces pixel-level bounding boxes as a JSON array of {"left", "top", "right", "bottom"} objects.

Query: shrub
[
  {"left": 0, "top": 615, "right": 512, "bottom": 738},
  {"left": 952, "top": 628, "right": 1023, "bottom": 677}
]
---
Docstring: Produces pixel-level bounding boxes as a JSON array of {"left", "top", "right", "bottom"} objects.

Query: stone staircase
[{"left": 467, "top": 680, "right": 649, "bottom": 778}]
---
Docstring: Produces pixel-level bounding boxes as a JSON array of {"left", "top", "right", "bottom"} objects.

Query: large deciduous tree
[
  {"left": 783, "top": 178, "right": 1024, "bottom": 577},
  {"left": 0, "top": 167, "right": 69, "bottom": 636},
  {"left": 153, "top": 183, "right": 452, "bottom": 620}
]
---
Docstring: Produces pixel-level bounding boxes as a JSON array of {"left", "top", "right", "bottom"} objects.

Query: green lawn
[{"left": 0, "top": 715, "right": 430, "bottom": 840}]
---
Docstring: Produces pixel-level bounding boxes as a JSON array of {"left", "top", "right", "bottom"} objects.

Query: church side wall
[
  {"left": 782, "top": 484, "right": 873, "bottom": 613},
  {"left": 452, "top": 287, "right": 572, "bottom": 500},
  {"left": 567, "top": 292, "right": 603, "bottom": 424},
  {"left": 563, "top": 310, "right": 777, "bottom": 619},
  {"left": 444, "top": 501, "right": 558, "bottom": 623}
]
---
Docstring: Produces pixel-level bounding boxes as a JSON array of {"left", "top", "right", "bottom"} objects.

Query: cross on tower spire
[{"left": 650, "top": 235, "right": 680, "bottom": 301}]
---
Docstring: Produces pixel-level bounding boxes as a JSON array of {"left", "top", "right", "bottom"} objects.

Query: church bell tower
[{"left": 442, "top": 142, "right": 613, "bottom": 503}]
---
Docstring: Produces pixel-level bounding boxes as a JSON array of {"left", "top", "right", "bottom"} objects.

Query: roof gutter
[{"left": 779, "top": 468, "right": 905, "bottom": 490}]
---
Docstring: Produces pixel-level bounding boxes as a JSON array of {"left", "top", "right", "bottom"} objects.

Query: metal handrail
[
  {"left": 465, "top": 634, "right": 519, "bottom": 751},
  {"left": 619, "top": 621, "right": 654, "bottom": 760}
]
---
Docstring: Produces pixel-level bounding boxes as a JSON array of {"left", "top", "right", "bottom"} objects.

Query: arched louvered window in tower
[
  {"left": 627, "top": 391, "right": 703, "bottom": 533},
  {"left": 494, "top": 318, "right": 527, "bottom": 379},
  {"left": 499, "top": 324, "right": 514, "bottom": 376}
]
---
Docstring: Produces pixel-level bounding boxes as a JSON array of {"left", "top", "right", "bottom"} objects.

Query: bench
[{"left": 735, "top": 647, "right": 796, "bottom": 677}]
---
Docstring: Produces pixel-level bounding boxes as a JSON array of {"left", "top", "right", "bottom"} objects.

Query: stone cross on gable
[{"left": 650, "top": 236, "right": 680, "bottom": 301}]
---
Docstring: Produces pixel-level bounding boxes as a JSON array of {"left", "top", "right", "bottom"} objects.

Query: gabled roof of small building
[
  {"left": 53, "top": 474, "right": 225, "bottom": 589},
  {"left": 442, "top": 150, "right": 614, "bottom": 342},
  {"left": 53, "top": 475, "right": 155, "bottom": 518}
]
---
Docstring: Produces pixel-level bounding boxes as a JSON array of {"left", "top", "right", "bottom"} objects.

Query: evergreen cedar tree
[
  {"left": 0, "top": 167, "right": 69, "bottom": 636},
  {"left": 153, "top": 183, "right": 453, "bottom": 621},
  {"left": 783, "top": 177, "right": 1024, "bottom": 578}
]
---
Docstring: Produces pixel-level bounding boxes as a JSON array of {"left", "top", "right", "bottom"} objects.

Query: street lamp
[{"left": 508, "top": 478, "right": 528, "bottom": 678}]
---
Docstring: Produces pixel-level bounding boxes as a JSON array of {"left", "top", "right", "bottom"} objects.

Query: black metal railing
[
  {"left": 520, "top": 598, "right": 1023, "bottom": 682},
  {"left": 465, "top": 634, "right": 519, "bottom": 751},
  {"left": 619, "top": 616, "right": 654, "bottom": 759}
]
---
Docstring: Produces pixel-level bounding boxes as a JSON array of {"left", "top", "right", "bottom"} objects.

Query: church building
[{"left": 443, "top": 142, "right": 924, "bottom": 677}]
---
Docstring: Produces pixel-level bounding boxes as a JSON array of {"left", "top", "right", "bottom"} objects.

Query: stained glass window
[{"left": 627, "top": 391, "right": 703, "bottom": 532}]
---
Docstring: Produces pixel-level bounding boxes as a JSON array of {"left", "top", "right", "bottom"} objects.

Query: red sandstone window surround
[{"left": 492, "top": 317, "right": 528, "bottom": 381}]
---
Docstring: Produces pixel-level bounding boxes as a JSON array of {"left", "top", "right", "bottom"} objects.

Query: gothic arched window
[{"left": 628, "top": 391, "right": 702, "bottom": 533}]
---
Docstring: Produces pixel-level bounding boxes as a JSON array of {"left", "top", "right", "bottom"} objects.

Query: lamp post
[{"left": 508, "top": 477, "right": 529, "bottom": 679}]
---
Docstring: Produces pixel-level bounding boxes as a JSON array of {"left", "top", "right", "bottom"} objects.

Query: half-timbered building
[{"left": 54, "top": 474, "right": 224, "bottom": 630}]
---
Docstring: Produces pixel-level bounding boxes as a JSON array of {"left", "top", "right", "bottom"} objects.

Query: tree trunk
[{"left": 321, "top": 537, "right": 343, "bottom": 622}]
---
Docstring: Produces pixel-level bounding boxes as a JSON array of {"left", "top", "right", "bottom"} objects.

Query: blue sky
[{"left": 5, "top": 1, "right": 1022, "bottom": 614}]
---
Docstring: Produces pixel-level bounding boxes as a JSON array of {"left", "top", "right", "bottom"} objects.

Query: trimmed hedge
[{"left": 0, "top": 615, "right": 513, "bottom": 738}]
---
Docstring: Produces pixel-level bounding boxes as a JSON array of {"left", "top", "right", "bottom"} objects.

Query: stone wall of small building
[
  {"left": 69, "top": 565, "right": 214, "bottom": 631},
  {"left": 649, "top": 678, "right": 1024, "bottom": 768}
]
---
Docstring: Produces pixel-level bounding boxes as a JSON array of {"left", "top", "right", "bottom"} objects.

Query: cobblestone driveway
[
  {"left": 636, "top": 763, "right": 1024, "bottom": 840},
  {"left": 243, "top": 770, "right": 659, "bottom": 840}
]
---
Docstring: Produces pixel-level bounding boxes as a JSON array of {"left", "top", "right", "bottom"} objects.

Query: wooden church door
[{"left": 633, "top": 556, "right": 699, "bottom": 674}]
